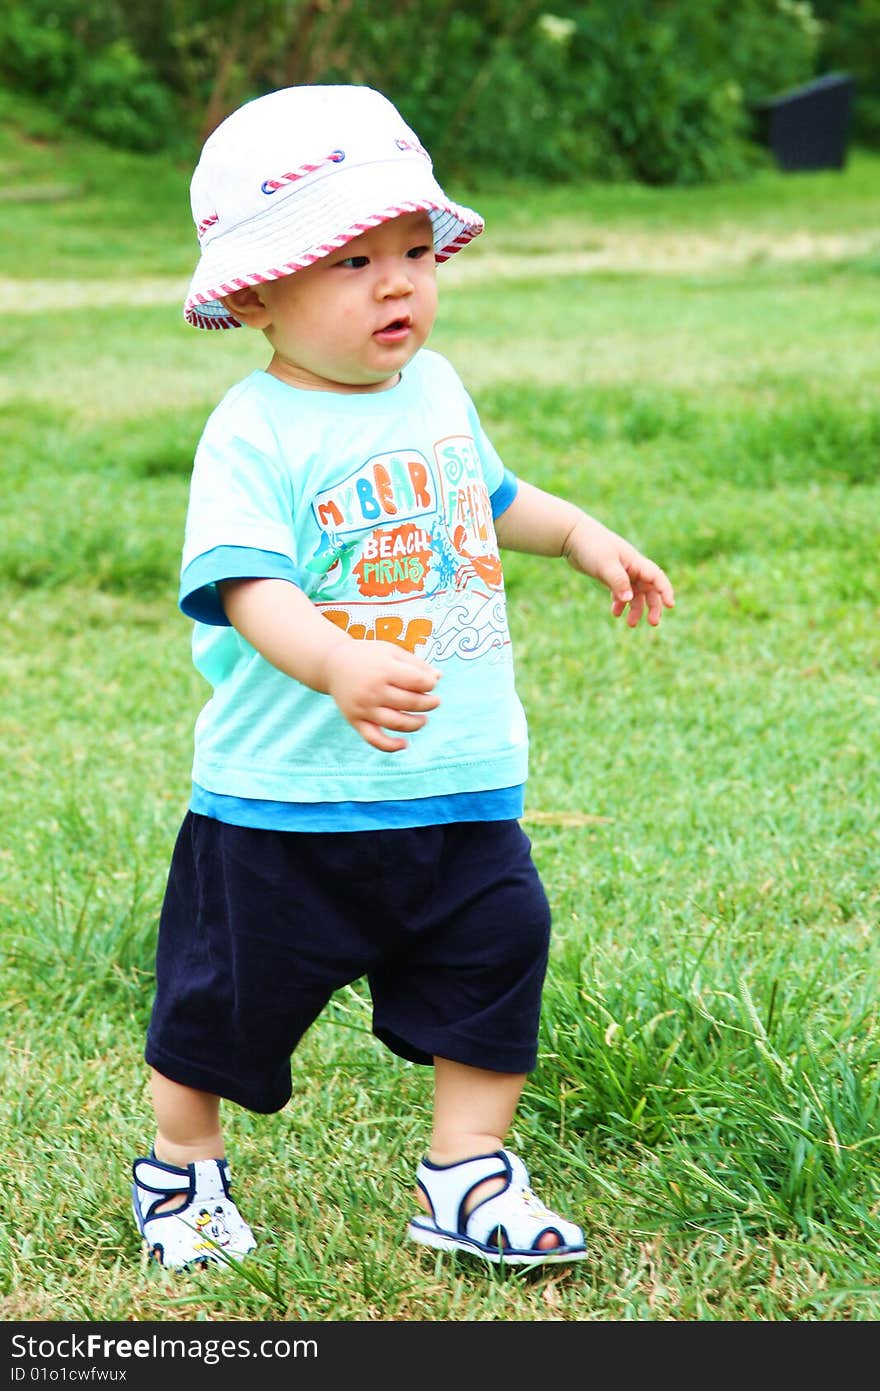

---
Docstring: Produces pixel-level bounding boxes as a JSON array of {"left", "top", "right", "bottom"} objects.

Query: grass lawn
[{"left": 1, "top": 93, "right": 879, "bottom": 1324}]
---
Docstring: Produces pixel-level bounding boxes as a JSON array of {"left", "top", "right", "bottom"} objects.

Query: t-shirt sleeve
[
  {"left": 180, "top": 545, "right": 302, "bottom": 625},
  {"left": 489, "top": 466, "right": 518, "bottom": 518},
  {"left": 178, "top": 410, "right": 309, "bottom": 627}
]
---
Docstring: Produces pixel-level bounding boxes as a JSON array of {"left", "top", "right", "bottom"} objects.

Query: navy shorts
[{"left": 145, "top": 812, "right": 552, "bottom": 1113}]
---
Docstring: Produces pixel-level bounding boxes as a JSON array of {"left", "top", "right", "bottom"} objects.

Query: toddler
[{"left": 132, "top": 84, "right": 674, "bottom": 1271}]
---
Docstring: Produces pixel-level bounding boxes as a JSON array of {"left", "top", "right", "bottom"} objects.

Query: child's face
[{"left": 254, "top": 211, "right": 438, "bottom": 393}]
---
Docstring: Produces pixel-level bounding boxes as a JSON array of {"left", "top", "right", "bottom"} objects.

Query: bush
[
  {"left": 0, "top": 0, "right": 851, "bottom": 183},
  {"left": 0, "top": 3, "right": 176, "bottom": 152},
  {"left": 444, "top": 0, "right": 823, "bottom": 186},
  {"left": 813, "top": 0, "right": 880, "bottom": 146}
]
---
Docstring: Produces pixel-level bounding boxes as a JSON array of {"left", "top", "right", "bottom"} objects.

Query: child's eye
[
  {"left": 338, "top": 254, "right": 369, "bottom": 269},
  {"left": 407, "top": 245, "right": 432, "bottom": 260}
]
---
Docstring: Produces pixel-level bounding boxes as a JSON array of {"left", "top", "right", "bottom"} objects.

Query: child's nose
[{"left": 376, "top": 262, "right": 414, "bottom": 298}]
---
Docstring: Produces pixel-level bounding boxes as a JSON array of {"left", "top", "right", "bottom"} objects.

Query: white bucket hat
[{"left": 184, "top": 84, "right": 484, "bottom": 329}]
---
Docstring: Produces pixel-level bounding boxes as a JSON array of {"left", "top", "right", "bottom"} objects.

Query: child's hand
[
  {"left": 324, "top": 640, "right": 442, "bottom": 752},
  {"left": 218, "top": 578, "right": 442, "bottom": 752},
  {"left": 564, "top": 518, "right": 675, "bottom": 628},
  {"left": 493, "top": 482, "right": 673, "bottom": 628}
]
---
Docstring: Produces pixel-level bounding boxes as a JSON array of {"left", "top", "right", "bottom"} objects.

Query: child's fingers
[
  {"left": 625, "top": 592, "right": 646, "bottom": 627},
  {"left": 645, "top": 588, "right": 669, "bottom": 625},
  {"left": 354, "top": 720, "right": 410, "bottom": 753},
  {"left": 602, "top": 560, "right": 634, "bottom": 609},
  {"left": 648, "top": 567, "right": 675, "bottom": 609},
  {"left": 373, "top": 707, "right": 430, "bottom": 733},
  {"left": 353, "top": 705, "right": 433, "bottom": 752},
  {"left": 631, "top": 558, "right": 674, "bottom": 602},
  {"left": 611, "top": 579, "right": 674, "bottom": 627},
  {"left": 384, "top": 681, "right": 441, "bottom": 712},
  {"left": 390, "top": 652, "right": 442, "bottom": 689}
]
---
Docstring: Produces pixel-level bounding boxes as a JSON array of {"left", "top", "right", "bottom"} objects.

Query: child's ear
[{"left": 220, "top": 286, "right": 272, "bottom": 328}]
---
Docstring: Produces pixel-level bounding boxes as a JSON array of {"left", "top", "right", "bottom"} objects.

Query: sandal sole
[{"left": 409, "top": 1220, "right": 588, "bottom": 1266}]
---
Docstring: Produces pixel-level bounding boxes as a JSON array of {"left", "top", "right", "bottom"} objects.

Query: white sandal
[
  {"left": 409, "top": 1149, "right": 587, "bottom": 1266},
  {"left": 132, "top": 1155, "right": 257, "bottom": 1270}
]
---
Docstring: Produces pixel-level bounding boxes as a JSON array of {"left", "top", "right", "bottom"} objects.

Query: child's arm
[
  {"left": 219, "top": 578, "right": 441, "bottom": 752},
  {"left": 493, "top": 480, "right": 674, "bottom": 626}
]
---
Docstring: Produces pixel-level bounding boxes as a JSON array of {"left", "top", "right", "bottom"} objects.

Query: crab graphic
[{"left": 451, "top": 525, "right": 503, "bottom": 590}]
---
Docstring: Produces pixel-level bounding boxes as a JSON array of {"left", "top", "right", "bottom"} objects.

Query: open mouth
[{"left": 374, "top": 317, "right": 412, "bottom": 340}]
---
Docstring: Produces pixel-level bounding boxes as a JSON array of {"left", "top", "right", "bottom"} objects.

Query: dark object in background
[{"left": 753, "top": 72, "right": 854, "bottom": 172}]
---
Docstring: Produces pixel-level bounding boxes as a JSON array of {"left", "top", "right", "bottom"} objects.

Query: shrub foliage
[{"left": 0, "top": 1, "right": 874, "bottom": 181}]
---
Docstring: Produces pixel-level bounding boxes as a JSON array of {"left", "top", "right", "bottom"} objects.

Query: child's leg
[
  {"left": 429, "top": 1057, "right": 524, "bottom": 1163},
  {"left": 133, "top": 1069, "right": 256, "bottom": 1266},
  {"left": 149, "top": 1069, "right": 225, "bottom": 1215},
  {"left": 150, "top": 1069, "right": 224, "bottom": 1164},
  {"left": 425, "top": 1057, "right": 561, "bottom": 1252}
]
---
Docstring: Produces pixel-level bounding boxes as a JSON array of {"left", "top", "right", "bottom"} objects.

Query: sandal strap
[
  {"left": 132, "top": 1158, "right": 192, "bottom": 1195},
  {"left": 132, "top": 1156, "right": 232, "bottom": 1227},
  {"left": 415, "top": 1150, "right": 511, "bottom": 1235},
  {"left": 466, "top": 1150, "right": 584, "bottom": 1253}
]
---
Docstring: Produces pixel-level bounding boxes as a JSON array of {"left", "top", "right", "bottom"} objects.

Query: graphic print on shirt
[{"left": 308, "top": 437, "right": 510, "bottom": 663}]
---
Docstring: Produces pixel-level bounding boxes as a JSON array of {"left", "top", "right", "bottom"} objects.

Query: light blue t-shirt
[{"left": 179, "top": 350, "right": 528, "bottom": 829}]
